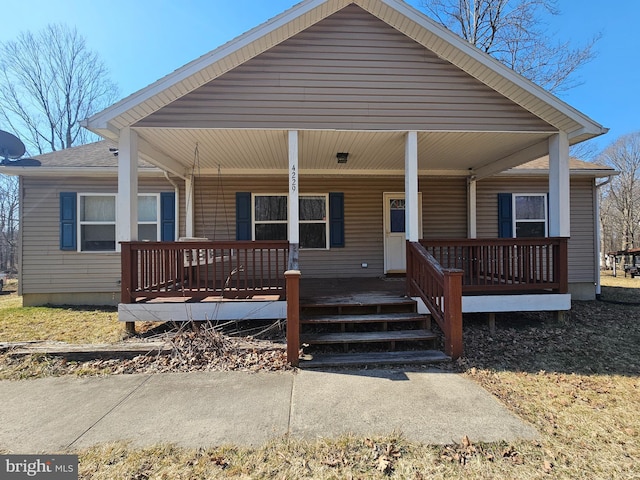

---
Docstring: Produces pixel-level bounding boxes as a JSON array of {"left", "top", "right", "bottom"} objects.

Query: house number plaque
[{"left": 290, "top": 164, "right": 297, "bottom": 192}]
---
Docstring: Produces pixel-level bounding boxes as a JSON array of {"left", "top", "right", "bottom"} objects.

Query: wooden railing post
[
  {"left": 443, "top": 269, "right": 464, "bottom": 359},
  {"left": 120, "top": 242, "right": 133, "bottom": 304},
  {"left": 406, "top": 240, "right": 414, "bottom": 297},
  {"left": 285, "top": 270, "right": 301, "bottom": 367},
  {"left": 120, "top": 242, "right": 136, "bottom": 335},
  {"left": 556, "top": 238, "right": 569, "bottom": 294}
]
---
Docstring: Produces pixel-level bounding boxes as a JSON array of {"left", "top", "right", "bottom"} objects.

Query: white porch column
[
  {"left": 467, "top": 177, "right": 478, "bottom": 238},
  {"left": 288, "top": 130, "right": 299, "bottom": 269},
  {"left": 405, "top": 131, "right": 419, "bottom": 242},
  {"left": 185, "top": 174, "right": 195, "bottom": 237},
  {"left": 118, "top": 127, "right": 138, "bottom": 244},
  {"left": 467, "top": 177, "right": 477, "bottom": 239},
  {"left": 549, "top": 131, "right": 570, "bottom": 237}
]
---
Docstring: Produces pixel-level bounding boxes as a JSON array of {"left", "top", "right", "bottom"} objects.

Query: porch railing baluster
[
  {"left": 420, "top": 238, "right": 568, "bottom": 294},
  {"left": 120, "top": 241, "right": 289, "bottom": 302}
]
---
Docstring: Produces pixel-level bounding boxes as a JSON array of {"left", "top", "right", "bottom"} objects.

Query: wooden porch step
[
  {"left": 300, "top": 299, "right": 416, "bottom": 315},
  {"left": 300, "top": 350, "right": 450, "bottom": 368},
  {"left": 301, "top": 329, "right": 437, "bottom": 345},
  {"left": 300, "top": 312, "right": 426, "bottom": 325}
]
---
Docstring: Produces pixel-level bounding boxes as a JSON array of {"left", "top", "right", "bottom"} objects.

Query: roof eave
[
  {"left": 498, "top": 169, "right": 617, "bottom": 178},
  {"left": 0, "top": 166, "right": 165, "bottom": 177}
]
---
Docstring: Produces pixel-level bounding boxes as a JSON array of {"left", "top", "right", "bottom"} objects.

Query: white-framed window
[
  {"left": 252, "top": 193, "right": 329, "bottom": 249},
  {"left": 299, "top": 194, "right": 329, "bottom": 249},
  {"left": 79, "top": 194, "right": 116, "bottom": 251},
  {"left": 513, "top": 194, "right": 547, "bottom": 238},
  {"left": 253, "top": 194, "right": 288, "bottom": 241},
  {"left": 78, "top": 193, "right": 161, "bottom": 251}
]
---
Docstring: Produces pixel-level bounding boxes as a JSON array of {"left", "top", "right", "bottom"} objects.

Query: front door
[{"left": 383, "top": 193, "right": 422, "bottom": 273}]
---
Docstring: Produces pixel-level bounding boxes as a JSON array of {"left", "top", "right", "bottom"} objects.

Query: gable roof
[{"left": 83, "top": 0, "right": 606, "bottom": 144}]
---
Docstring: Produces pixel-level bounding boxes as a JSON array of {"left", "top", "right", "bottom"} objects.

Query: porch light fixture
[{"left": 336, "top": 152, "right": 349, "bottom": 164}]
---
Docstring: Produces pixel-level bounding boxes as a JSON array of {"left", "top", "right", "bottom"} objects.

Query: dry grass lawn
[
  {"left": 0, "top": 274, "right": 638, "bottom": 478},
  {"left": 0, "top": 279, "right": 123, "bottom": 344}
]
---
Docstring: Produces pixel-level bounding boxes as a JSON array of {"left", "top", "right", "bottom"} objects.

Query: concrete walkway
[{"left": 0, "top": 369, "right": 538, "bottom": 452}]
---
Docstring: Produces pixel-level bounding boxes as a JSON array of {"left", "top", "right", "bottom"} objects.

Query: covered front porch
[{"left": 118, "top": 236, "right": 570, "bottom": 363}]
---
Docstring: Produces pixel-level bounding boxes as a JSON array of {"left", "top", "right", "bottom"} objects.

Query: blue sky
[{"left": 1, "top": 0, "right": 637, "bottom": 154}]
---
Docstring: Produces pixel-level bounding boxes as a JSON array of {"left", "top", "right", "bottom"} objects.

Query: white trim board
[
  {"left": 413, "top": 294, "right": 571, "bottom": 314},
  {"left": 119, "top": 300, "right": 287, "bottom": 322}
]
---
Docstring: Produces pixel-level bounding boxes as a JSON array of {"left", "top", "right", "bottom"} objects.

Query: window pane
[
  {"left": 390, "top": 199, "right": 405, "bottom": 210},
  {"left": 138, "top": 196, "right": 157, "bottom": 222},
  {"left": 515, "top": 196, "right": 545, "bottom": 220},
  {"left": 255, "top": 223, "right": 287, "bottom": 241},
  {"left": 390, "top": 209, "right": 405, "bottom": 233},
  {"left": 299, "top": 197, "right": 326, "bottom": 221},
  {"left": 300, "top": 223, "right": 326, "bottom": 248},
  {"left": 516, "top": 222, "right": 545, "bottom": 238},
  {"left": 81, "top": 225, "right": 115, "bottom": 251},
  {"left": 81, "top": 196, "right": 115, "bottom": 221},
  {"left": 138, "top": 224, "right": 157, "bottom": 241},
  {"left": 255, "top": 196, "right": 287, "bottom": 221}
]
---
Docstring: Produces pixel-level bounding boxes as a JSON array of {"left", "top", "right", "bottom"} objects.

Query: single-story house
[{"left": 2, "top": 0, "right": 614, "bottom": 364}]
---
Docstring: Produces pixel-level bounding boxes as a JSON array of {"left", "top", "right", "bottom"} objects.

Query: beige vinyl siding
[
  {"left": 568, "top": 178, "right": 596, "bottom": 283},
  {"left": 136, "top": 5, "right": 551, "bottom": 133},
  {"left": 476, "top": 176, "right": 596, "bottom": 283},
  {"left": 20, "top": 176, "right": 175, "bottom": 296},
  {"left": 191, "top": 175, "right": 466, "bottom": 278},
  {"left": 423, "top": 178, "right": 467, "bottom": 239}
]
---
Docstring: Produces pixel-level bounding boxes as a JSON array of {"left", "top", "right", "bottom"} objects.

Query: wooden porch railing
[
  {"left": 407, "top": 241, "right": 463, "bottom": 359},
  {"left": 120, "top": 240, "right": 289, "bottom": 303},
  {"left": 420, "top": 238, "right": 568, "bottom": 294}
]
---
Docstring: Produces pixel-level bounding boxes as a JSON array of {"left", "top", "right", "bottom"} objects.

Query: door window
[{"left": 389, "top": 199, "right": 406, "bottom": 233}]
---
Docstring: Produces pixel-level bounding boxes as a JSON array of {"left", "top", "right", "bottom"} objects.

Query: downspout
[
  {"left": 595, "top": 175, "right": 613, "bottom": 299},
  {"left": 18, "top": 176, "right": 24, "bottom": 297},
  {"left": 164, "top": 172, "right": 180, "bottom": 240}
]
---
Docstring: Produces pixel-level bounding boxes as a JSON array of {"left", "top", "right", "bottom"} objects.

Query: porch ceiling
[{"left": 134, "top": 127, "right": 554, "bottom": 176}]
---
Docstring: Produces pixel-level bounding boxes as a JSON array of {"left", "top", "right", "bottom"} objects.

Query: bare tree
[
  {"left": 0, "top": 175, "right": 19, "bottom": 272},
  {"left": 598, "top": 132, "right": 640, "bottom": 252},
  {"left": 0, "top": 24, "right": 118, "bottom": 154},
  {"left": 421, "top": 0, "right": 599, "bottom": 94}
]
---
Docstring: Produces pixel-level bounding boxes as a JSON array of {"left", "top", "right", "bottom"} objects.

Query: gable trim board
[
  {"left": 135, "top": 6, "right": 553, "bottom": 133},
  {"left": 83, "top": 0, "right": 605, "bottom": 142}
]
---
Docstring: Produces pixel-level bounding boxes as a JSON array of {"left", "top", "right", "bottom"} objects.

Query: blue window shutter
[
  {"left": 329, "top": 192, "right": 345, "bottom": 248},
  {"left": 498, "top": 193, "right": 513, "bottom": 238},
  {"left": 160, "top": 192, "right": 176, "bottom": 241},
  {"left": 60, "top": 192, "right": 77, "bottom": 250},
  {"left": 236, "top": 192, "right": 252, "bottom": 240}
]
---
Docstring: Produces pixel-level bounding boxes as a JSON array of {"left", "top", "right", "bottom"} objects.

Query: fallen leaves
[
  {"left": 362, "top": 439, "right": 402, "bottom": 475},
  {"left": 439, "top": 436, "right": 499, "bottom": 466},
  {"left": 0, "top": 326, "right": 293, "bottom": 379}
]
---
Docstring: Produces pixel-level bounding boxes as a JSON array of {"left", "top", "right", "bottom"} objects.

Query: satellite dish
[{"left": 0, "top": 129, "right": 40, "bottom": 166}]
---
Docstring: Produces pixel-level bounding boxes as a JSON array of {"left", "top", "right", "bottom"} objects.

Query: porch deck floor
[
  {"left": 141, "top": 294, "right": 282, "bottom": 303},
  {"left": 300, "top": 277, "right": 408, "bottom": 305}
]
